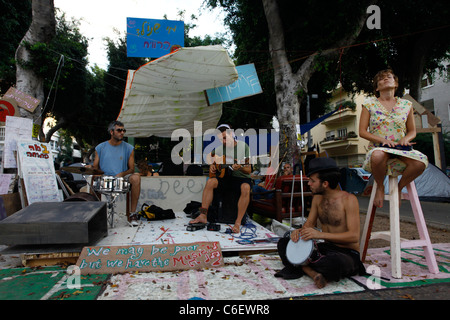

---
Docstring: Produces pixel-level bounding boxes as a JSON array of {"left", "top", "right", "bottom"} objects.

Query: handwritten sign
[
  {"left": 0, "top": 174, "right": 15, "bottom": 195},
  {"left": 126, "top": 17, "right": 184, "bottom": 58},
  {"left": 3, "top": 87, "right": 40, "bottom": 113},
  {"left": 3, "top": 116, "right": 33, "bottom": 168},
  {"left": 205, "top": 63, "right": 262, "bottom": 105},
  {"left": 76, "top": 242, "right": 223, "bottom": 275},
  {"left": 17, "top": 141, "right": 61, "bottom": 204}
]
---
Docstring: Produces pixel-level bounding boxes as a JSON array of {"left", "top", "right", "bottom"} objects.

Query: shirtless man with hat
[{"left": 276, "top": 157, "right": 365, "bottom": 288}]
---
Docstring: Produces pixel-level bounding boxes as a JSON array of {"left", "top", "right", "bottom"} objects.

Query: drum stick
[
  {"left": 301, "top": 170, "right": 304, "bottom": 223},
  {"left": 290, "top": 174, "right": 295, "bottom": 227}
]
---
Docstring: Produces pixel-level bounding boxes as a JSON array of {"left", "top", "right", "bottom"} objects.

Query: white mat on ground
[
  {"left": 95, "top": 212, "right": 279, "bottom": 252},
  {"left": 98, "top": 254, "right": 364, "bottom": 300}
]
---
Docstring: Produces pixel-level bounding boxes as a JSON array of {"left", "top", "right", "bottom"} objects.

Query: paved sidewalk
[
  {"left": 299, "top": 282, "right": 450, "bottom": 300},
  {"left": 357, "top": 196, "right": 450, "bottom": 231}
]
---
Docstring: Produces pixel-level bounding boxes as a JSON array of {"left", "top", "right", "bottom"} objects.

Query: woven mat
[
  {"left": 352, "top": 243, "right": 450, "bottom": 289},
  {"left": 98, "top": 254, "right": 364, "bottom": 300}
]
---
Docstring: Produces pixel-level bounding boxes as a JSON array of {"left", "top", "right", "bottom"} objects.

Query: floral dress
[{"left": 362, "top": 96, "right": 428, "bottom": 177}]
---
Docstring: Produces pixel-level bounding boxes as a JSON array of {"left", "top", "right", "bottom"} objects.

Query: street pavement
[
  {"left": 300, "top": 282, "right": 450, "bottom": 300},
  {"left": 357, "top": 196, "right": 450, "bottom": 231}
]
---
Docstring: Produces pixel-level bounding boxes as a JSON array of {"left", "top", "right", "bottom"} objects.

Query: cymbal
[{"left": 61, "top": 166, "right": 104, "bottom": 175}]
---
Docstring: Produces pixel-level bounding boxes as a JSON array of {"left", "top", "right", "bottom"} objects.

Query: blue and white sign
[
  {"left": 205, "top": 63, "right": 262, "bottom": 105},
  {"left": 127, "top": 17, "right": 184, "bottom": 58}
]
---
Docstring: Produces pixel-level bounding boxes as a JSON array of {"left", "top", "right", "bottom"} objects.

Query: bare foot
[
  {"left": 231, "top": 223, "right": 241, "bottom": 233},
  {"left": 189, "top": 213, "right": 207, "bottom": 224},
  {"left": 302, "top": 265, "right": 327, "bottom": 289},
  {"left": 313, "top": 273, "right": 327, "bottom": 289},
  {"left": 374, "top": 186, "right": 385, "bottom": 208}
]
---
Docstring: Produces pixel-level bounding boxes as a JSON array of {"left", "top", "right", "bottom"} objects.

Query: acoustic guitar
[
  {"left": 208, "top": 154, "right": 250, "bottom": 179},
  {"left": 209, "top": 155, "right": 234, "bottom": 179}
]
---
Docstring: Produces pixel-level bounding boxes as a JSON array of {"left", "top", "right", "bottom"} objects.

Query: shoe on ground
[{"left": 129, "top": 212, "right": 140, "bottom": 227}]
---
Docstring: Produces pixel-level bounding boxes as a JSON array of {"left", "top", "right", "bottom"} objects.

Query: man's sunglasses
[{"left": 115, "top": 128, "right": 126, "bottom": 133}]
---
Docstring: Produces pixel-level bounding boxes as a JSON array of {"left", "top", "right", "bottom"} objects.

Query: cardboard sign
[
  {"left": 3, "top": 87, "right": 40, "bottom": 113},
  {"left": 126, "top": 17, "right": 184, "bottom": 58},
  {"left": 205, "top": 63, "right": 262, "bottom": 105},
  {"left": 76, "top": 242, "right": 223, "bottom": 275}
]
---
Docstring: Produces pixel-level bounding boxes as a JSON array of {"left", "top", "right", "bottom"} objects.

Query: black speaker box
[{"left": 0, "top": 202, "right": 107, "bottom": 245}]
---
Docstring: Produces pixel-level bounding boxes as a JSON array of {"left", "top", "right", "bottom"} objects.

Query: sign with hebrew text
[
  {"left": 76, "top": 242, "right": 223, "bottom": 275},
  {"left": 126, "top": 17, "right": 184, "bottom": 58},
  {"left": 205, "top": 63, "right": 263, "bottom": 105},
  {"left": 17, "top": 141, "right": 60, "bottom": 204},
  {"left": 3, "top": 87, "right": 40, "bottom": 113}
]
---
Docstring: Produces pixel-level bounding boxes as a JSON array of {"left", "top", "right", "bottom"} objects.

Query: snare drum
[
  {"left": 93, "top": 175, "right": 115, "bottom": 193},
  {"left": 113, "top": 177, "right": 130, "bottom": 193},
  {"left": 286, "top": 238, "right": 314, "bottom": 266}
]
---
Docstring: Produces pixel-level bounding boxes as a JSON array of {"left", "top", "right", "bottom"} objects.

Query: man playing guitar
[{"left": 189, "top": 124, "right": 252, "bottom": 233}]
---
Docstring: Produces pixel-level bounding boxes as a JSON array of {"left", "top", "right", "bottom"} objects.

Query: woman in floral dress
[{"left": 359, "top": 69, "right": 428, "bottom": 208}]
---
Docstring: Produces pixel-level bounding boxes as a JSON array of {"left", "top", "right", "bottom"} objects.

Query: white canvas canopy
[{"left": 117, "top": 45, "right": 238, "bottom": 137}]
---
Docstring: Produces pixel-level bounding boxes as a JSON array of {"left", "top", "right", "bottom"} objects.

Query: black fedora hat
[{"left": 307, "top": 157, "right": 339, "bottom": 176}]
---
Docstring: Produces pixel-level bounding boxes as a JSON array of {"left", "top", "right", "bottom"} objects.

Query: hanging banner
[
  {"left": 205, "top": 63, "right": 262, "bottom": 105},
  {"left": 126, "top": 17, "right": 184, "bottom": 58}
]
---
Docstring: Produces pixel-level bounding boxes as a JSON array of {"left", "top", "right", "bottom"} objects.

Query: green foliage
[
  {"left": 206, "top": 0, "right": 450, "bottom": 128},
  {"left": 339, "top": 0, "right": 450, "bottom": 96},
  {"left": 57, "top": 129, "right": 74, "bottom": 164},
  {"left": 0, "top": 0, "right": 32, "bottom": 93}
]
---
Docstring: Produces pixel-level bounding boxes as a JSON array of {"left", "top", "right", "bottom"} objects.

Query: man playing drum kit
[
  {"left": 276, "top": 157, "right": 366, "bottom": 288},
  {"left": 91, "top": 120, "right": 141, "bottom": 226}
]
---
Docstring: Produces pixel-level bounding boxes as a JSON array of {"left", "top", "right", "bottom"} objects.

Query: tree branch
[
  {"left": 45, "top": 118, "right": 66, "bottom": 143},
  {"left": 294, "top": 0, "right": 376, "bottom": 90}
]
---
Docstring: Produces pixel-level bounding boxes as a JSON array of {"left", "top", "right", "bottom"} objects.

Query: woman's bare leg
[
  {"left": 397, "top": 157, "right": 426, "bottom": 201},
  {"left": 370, "top": 150, "right": 390, "bottom": 208}
]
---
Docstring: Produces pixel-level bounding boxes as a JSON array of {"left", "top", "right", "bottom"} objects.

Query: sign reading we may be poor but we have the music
[{"left": 76, "top": 242, "right": 223, "bottom": 275}]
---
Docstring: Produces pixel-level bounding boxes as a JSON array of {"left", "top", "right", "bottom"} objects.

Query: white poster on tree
[{"left": 3, "top": 116, "right": 33, "bottom": 169}]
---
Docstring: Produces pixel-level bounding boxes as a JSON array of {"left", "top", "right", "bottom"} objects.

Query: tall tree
[
  {"left": 209, "top": 0, "right": 373, "bottom": 161},
  {"left": 15, "top": 0, "right": 55, "bottom": 130},
  {"left": 208, "top": 0, "right": 449, "bottom": 162},
  {"left": 340, "top": 0, "right": 450, "bottom": 101},
  {"left": 0, "top": 0, "right": 32, "bottom": 93}
]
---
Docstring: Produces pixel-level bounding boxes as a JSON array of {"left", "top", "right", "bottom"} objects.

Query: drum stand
[{"left": 103, "top": 192, "right": 121, "bottom": 228}]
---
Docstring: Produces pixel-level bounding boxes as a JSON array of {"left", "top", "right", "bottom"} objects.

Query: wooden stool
[{"left": 360, "top": 176, "right": 439, "bottom": 278}]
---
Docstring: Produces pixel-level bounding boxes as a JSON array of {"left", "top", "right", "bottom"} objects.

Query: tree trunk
[
  {"left": 44, "top": 117, "right": 66, "bottom": 143},
  {"left": 262, "top": 0, "right": 373, "bottom": 167},
  {"left": 407, "top": 31, "right": 438, "bottom": 101},
  {"left": 15, "top": 0, "right": 55, "bottom": 135},
  {"left": 261, "top": 0, "right": 301, "bottom": 165}
]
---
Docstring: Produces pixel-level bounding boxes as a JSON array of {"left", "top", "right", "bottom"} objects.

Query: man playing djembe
[{"left": 276, "top": 157, "right": 365, "bottom": 288}]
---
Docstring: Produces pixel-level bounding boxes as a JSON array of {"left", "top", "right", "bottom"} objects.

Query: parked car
[{"left": 350, "top": 168, "right": 371, "bottom": 181}]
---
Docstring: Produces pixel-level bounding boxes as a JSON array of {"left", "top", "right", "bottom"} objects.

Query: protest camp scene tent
[
  {"left": 363, "top": 163, "right": 450, "bottom": 202},
  {"left": 382, "top": 163, "right": 450, "bottom": 202}
]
